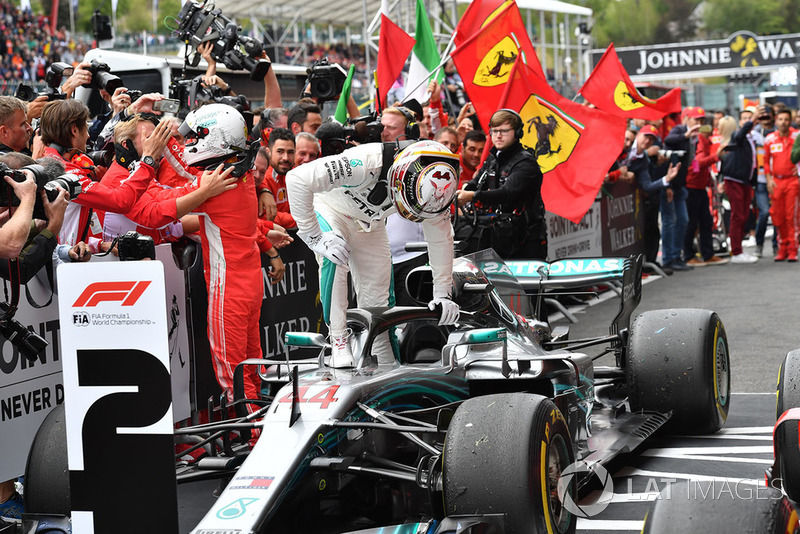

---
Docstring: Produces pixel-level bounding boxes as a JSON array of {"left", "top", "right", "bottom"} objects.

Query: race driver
[
  {"left": 179, "top": 103, "right": 284, "bottom": 404},
  {"left": 286, "top": 140, "right": 460, "bottom": 368}
]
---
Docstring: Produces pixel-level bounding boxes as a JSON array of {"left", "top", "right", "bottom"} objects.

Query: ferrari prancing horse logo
[{"left": 518, "top": 95, "right": 583, "bottom": 174}]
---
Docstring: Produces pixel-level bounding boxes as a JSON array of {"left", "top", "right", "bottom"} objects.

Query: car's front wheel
[{"left": 443, "top": 393, "right": 576, "bottom": 534}]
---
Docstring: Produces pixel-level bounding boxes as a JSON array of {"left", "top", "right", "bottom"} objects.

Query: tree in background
[{"left": 703, "top": 0, "right": 789, "bottom": 37}]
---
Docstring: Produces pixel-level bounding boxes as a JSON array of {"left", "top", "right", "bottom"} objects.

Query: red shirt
[
  {"left": 259, "top": 167, "right": 296, "bottom": 229},
  {"left": 764, "top": 128, "right": 799, "bottom": 178},
  {"left": 685, "top": 135, "right": 719, "bottom": 190}
]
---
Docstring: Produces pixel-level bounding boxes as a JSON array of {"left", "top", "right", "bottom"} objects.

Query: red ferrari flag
[
  {"left": 450, "top": 1, "right": 544, "bottom": 130},
  {"left": 454, "top": 0, "right": 513, "bottom": 46},
  {"left": 376, "top": 0, "right": 415, "bottom": 109},
  {"left": 500, "top": 59, "right": 627, "bottom": 223},
  {"left": 579, "top": 44, "right": 682, "bottom": 120}
]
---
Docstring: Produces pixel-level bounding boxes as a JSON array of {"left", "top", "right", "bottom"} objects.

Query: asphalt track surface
[{"left": 179, "top": 238, "right": 796, "bottom": 532}]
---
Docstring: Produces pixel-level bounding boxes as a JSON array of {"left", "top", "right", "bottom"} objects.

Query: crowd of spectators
[{"left": 0, "top": 1, "right": 91, "bottom": 88}]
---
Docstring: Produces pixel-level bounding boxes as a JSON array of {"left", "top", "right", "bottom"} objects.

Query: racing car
[{"left": 23, "top": 250, "right": 730, "bottom": 534}]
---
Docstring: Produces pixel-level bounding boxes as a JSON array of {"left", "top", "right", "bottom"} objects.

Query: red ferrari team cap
[
  {"left": 682, "top": 106, "right": 706, "bottom": 119},
  {"left": 639, "top": 124, "right": 660, "bottom": 139}
]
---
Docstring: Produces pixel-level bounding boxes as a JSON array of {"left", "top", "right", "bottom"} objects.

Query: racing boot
[
  {"left": 789, "top": 242, "right": 798, "bottom": 262},
  {"left": 372, "top": 331, "right": 398, "bottom": 366},
  {"left": 330, "top": 331, "right": 355, "bottom": 368},
  {"left": 775, "top": 241, "right": 789, "bottom": 262}
]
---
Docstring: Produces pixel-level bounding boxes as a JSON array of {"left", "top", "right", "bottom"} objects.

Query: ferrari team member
[
  {"left": 100, "top": 113, "right": 237, "bottom": 242},
  {"left": 179, "top": 103, "right": 284, "bottom": 403},
  {"left": 39, "top": 99, "right": 172, "bottom": 250},
  {"left": 257, "top": 128, "right": 297, "bottom": 229},
  {"left": 286, "top": 140, "right": 460, "bottom": 368},
  {"left": 764, "top": 108, "right": 799, "bottom": 261}
]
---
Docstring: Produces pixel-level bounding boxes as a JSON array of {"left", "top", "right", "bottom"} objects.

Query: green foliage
[
  {"left": 704, "top": 0, "right": 789, "bottom": 36},
  {"left": 591, "top": 0, "right": 663, "bottom": 47}
]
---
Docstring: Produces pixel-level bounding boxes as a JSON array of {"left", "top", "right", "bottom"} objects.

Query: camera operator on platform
[{"left": 456, "top": 109, "right": 548, "bottom": 260}]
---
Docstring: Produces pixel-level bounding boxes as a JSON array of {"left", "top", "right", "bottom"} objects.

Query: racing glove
[
  {"left": 300, "top": 231, "right": 351, "bottom": 266},
  {"left": 429, "top": 288, "right": 460, "bottom": 326}
]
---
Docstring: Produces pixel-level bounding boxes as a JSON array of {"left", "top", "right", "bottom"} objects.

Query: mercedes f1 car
[{"left": 24, "top": 250, "right": 731, "bottom": 534}]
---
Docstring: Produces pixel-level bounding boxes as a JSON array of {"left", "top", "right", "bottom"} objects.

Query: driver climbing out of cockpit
[{"left": 286, "top": 140, "right": 461, "bottom": 368}]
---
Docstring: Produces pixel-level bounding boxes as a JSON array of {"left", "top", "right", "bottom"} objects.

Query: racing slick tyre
[
  {"left": 443, "top": 393, "right": 576, "bottom": 534},
  {"left": 776, "top": 349, "right": 800, "bottom": 419},
  {"left": 774, "top": 409, "right": 800, "bottom": 502},
  {"left": 25, "top": 403, "right": 70, "bottom": 516},
  {"left": 626, "top": 309, "right": 730, "bottom": 434},
  {"left": 642, "top": 479, "right": 790, "bottom": 534}
]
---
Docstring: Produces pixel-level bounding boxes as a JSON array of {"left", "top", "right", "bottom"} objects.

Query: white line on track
[
  {"left": 667, "top": 434, "right": 772, "bottom": 441},
  {"left": 577, "top": 519, "right": 644, "bottom": 531},
  {"left": 638, "top": 453, "right": 772, "bottom": 465},
  {"left": 614, "top": 467, "right": 763, "bottom": 486},
  {"left": 642, "top": 445, "right": 773, "bottom": 455}
]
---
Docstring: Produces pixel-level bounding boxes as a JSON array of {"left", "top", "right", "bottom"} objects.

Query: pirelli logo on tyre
[{"left": 72, "top": 281, "right": 152, "bottom": 307}]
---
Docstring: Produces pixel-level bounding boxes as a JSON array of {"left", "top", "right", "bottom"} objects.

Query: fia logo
[{"left": 73, "top": 312, "right": 90, "bottom": 327}]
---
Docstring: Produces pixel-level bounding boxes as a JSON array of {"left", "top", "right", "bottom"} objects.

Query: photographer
[
  {"left": 0, "top": 165, "right": 35, "bottom": 259},
  {"left": 40, "top": 99, "right": 172, "bottom": 249},
  {"left": 0, "top": 96, "right": 33, "bottom": 155},
  {"left": 0, "top": 153, "right": 89, "bottom": 278}
]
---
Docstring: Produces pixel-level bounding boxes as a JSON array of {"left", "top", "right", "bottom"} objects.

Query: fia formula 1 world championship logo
[{"left": 556, "top": 460, "right": 615, "bottom": 517}]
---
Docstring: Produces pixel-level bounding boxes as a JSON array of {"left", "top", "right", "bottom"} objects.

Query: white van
[{"left": 74, "top": 48, "right": 308, "bottom": 116}]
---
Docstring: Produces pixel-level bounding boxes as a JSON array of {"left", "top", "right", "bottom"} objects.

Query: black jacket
[
  {"left": 465, "top": 141, "right": 546, "bottom": 237},
  {"left": 719, "top": 121, "right": 755, "bottom": 183},
  {"left": 0, "top": 228, "right": 57, "bottom": 284},
  {"left": 664, "top": 124, "right": 694, "bottom": 189}
]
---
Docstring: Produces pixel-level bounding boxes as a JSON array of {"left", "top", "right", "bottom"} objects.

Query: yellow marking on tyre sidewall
[{"left": 541, "top": 439, "right": 554, "bottom": 534}]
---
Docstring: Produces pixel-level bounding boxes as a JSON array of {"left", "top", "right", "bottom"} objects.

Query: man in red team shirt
[
  {"left": 256, "top": 127, "right": 296, "bottom": 229},
  {"left": 764, "top": 108, "right": 799, "bottom": 261}
]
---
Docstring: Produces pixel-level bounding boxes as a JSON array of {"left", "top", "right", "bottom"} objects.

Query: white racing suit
[{"left": 286, "top": 143, "right": 455, "bottom": 363}]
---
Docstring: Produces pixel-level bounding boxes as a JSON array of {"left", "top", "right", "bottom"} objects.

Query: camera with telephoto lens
[
  {"left": 658, "top": 149, "right": 686, "bottom": 159},
  {"left": 306, "top": 58, "right": 348, "bottom": 102},
  {"left": 0, "top": 162, "right": 82, "bottom": 220},
  {"left": 343, "top": 111, "right": 384, "bottom": 144},
  {"left": 81, "top": 59, "right": 123, "bottom": 94},
  {"left": 118, "top": 231, "right": 156, "bottom": 261},
  {"left": 13, "top": 63, "right": 73, "bottom": 102},
  {"left": 0, "top": 302, "right": 48, "bottom": 362},
  {"left": 86, "top": 150, "right": 114, "bottom": 167},
  {"left": 176, "top": 1, "right": 271, "bottom": 81}
]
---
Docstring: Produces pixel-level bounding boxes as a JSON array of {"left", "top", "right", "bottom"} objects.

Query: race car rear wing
[{"left": 509, "top": 255, "right": 643, "bottom": 337}]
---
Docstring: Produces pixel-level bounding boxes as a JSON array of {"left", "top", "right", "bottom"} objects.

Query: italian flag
[
  {"left": 377, "top": 0, "right": 415, "bottom": 109},
  {"left": 405, "top": 0, "right": 442, "bottom": 104}
]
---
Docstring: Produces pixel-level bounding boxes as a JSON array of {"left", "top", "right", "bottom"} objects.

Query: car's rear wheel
[
  {"left": 25, "top": 403, "right": 70, "bottom": 516},
  {"left": 626, "top": 309, "right": 730, "bottom": 434},
  {"left": 776, "top": 349, "right": 800, "bottom": 419},
  {"left": 443, "top": 393, "right": 576, "bottom": 534}
]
